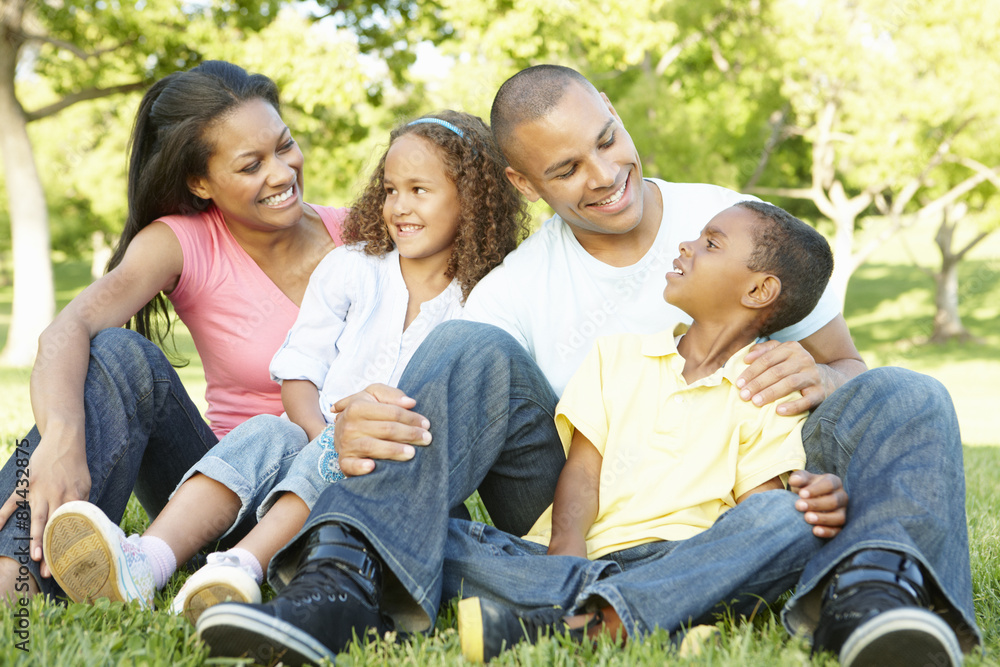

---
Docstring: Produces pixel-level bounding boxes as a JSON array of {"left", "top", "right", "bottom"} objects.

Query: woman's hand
[
  {"left": 0, "top": 431, "right": 91, "bottom": 574},
  {"left": 332, "top": 384, "right": 432, "bottom": 477},
  {"left": 789, "top": 470, "right": 848, "bottom": 538}
]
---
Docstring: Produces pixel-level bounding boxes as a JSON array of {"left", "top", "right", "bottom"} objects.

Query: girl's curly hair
[{"left": 342, "top": 110, "right": 530, "bottom": 301}]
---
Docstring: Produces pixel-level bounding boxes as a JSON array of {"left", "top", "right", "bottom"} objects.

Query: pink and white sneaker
[
  {"left": 43, "top": 500, "right": 155, "bottom": 609},
  {"left": 170, "top": 552, "right": 261, "bottom": 624}
]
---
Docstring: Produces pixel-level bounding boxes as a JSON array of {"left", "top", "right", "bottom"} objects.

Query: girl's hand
[
  {"left": 789, "top": 470, "right": 848, "bottom": 539},
  {"left": 332, "top": 384, "right": 431, "bottom": 477},
  {"left": 0, "top": 433, "right": 91, "bottom": 574}
]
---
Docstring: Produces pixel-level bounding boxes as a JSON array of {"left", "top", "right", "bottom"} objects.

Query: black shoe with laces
[
  {"left": 811, "top": 549, "right": 962, "bottom": 667},
  {"left": 457, "top": 596, "right": 587, "bottom": 662},
  {"left": 195, "top": 523, "right": 393, "bottom": 666}
]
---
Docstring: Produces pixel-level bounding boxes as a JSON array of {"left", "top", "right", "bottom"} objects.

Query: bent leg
[
  {"left": 0, "top": 329, "right": 218, "bottom": 598},
  {"left": 787, "top": 367, "right": 980, "bottom": 650},
  {"left": 580, "top": 490, "right": 823, "bottom": 637},
  {"left": 268, "top": 321, "right": 565, "bottom": 631},
  {"left": 442, "top": 518, "right": 616, "bottom": 613}
]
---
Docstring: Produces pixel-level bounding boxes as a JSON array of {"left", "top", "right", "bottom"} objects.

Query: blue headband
[{"left": 407, "top": 117, "right": 465, "bottom": 138}]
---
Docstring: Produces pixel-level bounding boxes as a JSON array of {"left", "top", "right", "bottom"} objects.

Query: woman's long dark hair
[{"left": 107, "top": 61, "right": 280, "bottom": 351}]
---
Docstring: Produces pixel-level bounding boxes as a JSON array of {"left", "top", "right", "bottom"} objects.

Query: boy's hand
[
  {"left": 789, "top": 470, "right": 847, "bottom": 538},
  {"left": 332, "top": 384, "right": 431, "bottom": 477}
]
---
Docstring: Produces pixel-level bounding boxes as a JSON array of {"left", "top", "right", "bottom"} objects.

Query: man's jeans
[
  {"left": 270, "top": 321, "right": 981, "bottom": 648},
  {"left": 0, "top": 328, "right": 219, "bottom": 597}
]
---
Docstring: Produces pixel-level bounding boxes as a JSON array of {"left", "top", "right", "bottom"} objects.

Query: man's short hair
[
  {"left": 737, "top": 200, "right": 834, "bottom": 337},
  {"left": 490, "top": 65, "right": 596, "bottom": 165}
]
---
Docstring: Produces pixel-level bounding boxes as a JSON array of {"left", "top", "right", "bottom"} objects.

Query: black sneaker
[
  {"left": 812, "top": 549, "right": 962, "bottom": 667},
  {"left": 195, "top": 523, "right": 393, "bottom": 666},
  {"left": 457, "top": 596, "right": 586, "bottom": 662}
]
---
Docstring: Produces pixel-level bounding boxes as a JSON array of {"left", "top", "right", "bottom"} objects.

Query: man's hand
[
  {"left": 0, "top": 436, "right": 91, "bottom": 575},
  {"left": 332, "top": 384, "right": 431, "bottom": 477},
  {"left": 737, "top": 340, "right": 834, "bottom": 415},
  {"left": 789, "top": 470, "right": 847, "bottom": 539}
]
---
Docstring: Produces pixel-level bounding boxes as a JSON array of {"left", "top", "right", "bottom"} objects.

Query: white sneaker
[
  {"left": 43, "top": 500, "right": 155, "bottom": 609},
  {"left": 170, "top": 552, "right": 261, "bottom": 624}
]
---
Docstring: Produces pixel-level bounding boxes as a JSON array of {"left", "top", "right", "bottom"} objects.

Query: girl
[
  {"left": 0, "top": 61, "right": 346, "bottom": 600},
  {"left": 42, "top": 111, "right": 530, "bottom": 622}
]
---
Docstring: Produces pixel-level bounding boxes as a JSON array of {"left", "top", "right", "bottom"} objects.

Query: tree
[
  {"left": 0, "top": 0, "right": 409, "bottom": 367},
  {"left": 740, "top": 0, "right": 1000, "bottom": 308}
]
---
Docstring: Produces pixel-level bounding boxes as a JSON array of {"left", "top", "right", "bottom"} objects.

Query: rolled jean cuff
[{"left": 259, "top": 473, "right": 324, "bottom": 518}]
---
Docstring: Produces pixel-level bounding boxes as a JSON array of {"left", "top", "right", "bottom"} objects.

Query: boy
[{"left": 455, "top": 200, "right": 835, "bottom": 661}]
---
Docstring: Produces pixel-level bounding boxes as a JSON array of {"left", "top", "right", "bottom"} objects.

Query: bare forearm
[
  {"left": 281, "top": 380, "right": 328, "bottom": 441},
  {"left": 820, "top": 357, "right": 868, "bottom": 392},
  {"left": 548, "top": 432, "right": 603, "bottom": 557}
]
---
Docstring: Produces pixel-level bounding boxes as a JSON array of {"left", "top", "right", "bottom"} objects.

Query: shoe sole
[
  {"left": 43, "top": 502, "right": 139, "bottom": 606},
  {"left": 179, "top": 582, "right": 257, "bottom": 625},
  {"left": 840, "top": 607, "right": 963, "bottom": 667},
  {"left": 197, "top": 603, "right": 338, "bottom": 666},
  {"left": 457, "top": 597, "right": 486, "bottom": 663}
]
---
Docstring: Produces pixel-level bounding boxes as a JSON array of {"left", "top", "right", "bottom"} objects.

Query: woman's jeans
[
  {"left": 269, "top": 321, "right": 980, "bottom": 648},
  {"left": 0, "top": 329, "right": 219, "bottom": 597}
]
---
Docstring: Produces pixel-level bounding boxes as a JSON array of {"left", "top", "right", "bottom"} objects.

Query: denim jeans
[
  {"left": 785, "top": 366, "right": 981, "bottom": 650},
  {"left": 270, "top": 322, "right": 981, "bottom": 648},
  {"left": 0, "top": 328, "right": 219, "bottom": 597},
  {"left": 269, "top": 320, "right": 565, "bottom": 631},
  {"left": 442, "top": 490, "right": 824, "bottom": 637},
  {"left": 177, "top": 413, "right": 331, "bottom": 530}
]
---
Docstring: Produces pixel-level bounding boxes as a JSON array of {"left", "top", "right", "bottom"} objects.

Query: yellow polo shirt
[{"left": 524, "top": 331, "right": 807, "bottom": 560}]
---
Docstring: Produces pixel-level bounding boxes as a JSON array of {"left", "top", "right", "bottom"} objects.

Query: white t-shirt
[
  {"left": 464, "top": 179, "right": 840, "bottom": 396},
  {"left": 271, "top": 244, "right": 464, "bottom": 423}
]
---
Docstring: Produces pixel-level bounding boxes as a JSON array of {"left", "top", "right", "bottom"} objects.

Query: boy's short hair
[
  {"left": 736, "top": 200, "right": 834, "bottom": 337},
  {"left": 490, "top": 65, "right": 595, "bottom": 166}
]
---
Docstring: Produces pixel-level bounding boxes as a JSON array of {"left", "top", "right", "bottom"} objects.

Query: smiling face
[
  {"left": 502, "top": 82, "right": 650, "bottom": 242},
  {"left": 187, "top": 98, "right": 304, "bottom": 231},
  {"left": 663, "top": 206, "right": 763, "bottom": 322},
  {"left": 382, "top": 134, "right": 462, "bottom": 267}
]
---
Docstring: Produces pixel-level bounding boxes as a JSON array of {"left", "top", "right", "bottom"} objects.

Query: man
[{"left": 196, "top": 66, "right": 979, "bottom": 667}]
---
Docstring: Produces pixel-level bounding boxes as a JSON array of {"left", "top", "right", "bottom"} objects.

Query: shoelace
[{"left": 279, "top": 558, "right": 369, "bottom": 607}]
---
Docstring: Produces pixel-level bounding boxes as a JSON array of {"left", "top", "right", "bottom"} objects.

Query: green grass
[{"left": 0, "top": 222, "right": 998, "bottom": 665}]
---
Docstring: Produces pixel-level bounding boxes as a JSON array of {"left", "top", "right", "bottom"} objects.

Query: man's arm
[
  {"left": 547, "top": 430, "right": 602, "bottom": 559},
  {"left": 737, "top": 314, "right": 866, "bottom": 415}
]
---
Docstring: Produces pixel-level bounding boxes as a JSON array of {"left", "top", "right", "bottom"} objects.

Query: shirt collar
[{"left": 641, "top": 331, "right": 758, "bottom": 387}]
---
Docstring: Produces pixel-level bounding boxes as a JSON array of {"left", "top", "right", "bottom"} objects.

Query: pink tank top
[{"left": 161, "top": 205, "right": 346, "bottom": 437}]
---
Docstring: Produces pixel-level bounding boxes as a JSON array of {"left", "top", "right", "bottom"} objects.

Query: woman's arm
[
  {"left": 0, "top": 222, "right": 183, "bottom": 566},
  {"left": 281, "top": 379, "right": 328, "bottom": 442},
  {"left": 547, "top": 430, "right": 602, "bottom": 559}
]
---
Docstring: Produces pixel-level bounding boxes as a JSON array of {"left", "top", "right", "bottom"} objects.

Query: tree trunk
[
  {"left": 0, "top": 2, "right": 56, "bottom": 366},
  {"left": 930, "top": 211, "right": 974, "bottom": 344},
  {"left": 827, "top": 212, "right": 856, "bottom": 311}
]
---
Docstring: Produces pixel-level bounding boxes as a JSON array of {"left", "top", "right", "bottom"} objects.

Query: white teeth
[
  {"left": 261, "top": 186, "right": 294, "bottom": 206},
  {"left": 593, "top": 180, "right": 627, "bottom": 207},
  {"left": 398, "top": 224, "right": 422, "bottom": 233}
]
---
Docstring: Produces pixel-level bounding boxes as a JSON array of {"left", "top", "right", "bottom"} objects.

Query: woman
[{"left": 0, "top": 60, "right": 346, "bottom": 599}]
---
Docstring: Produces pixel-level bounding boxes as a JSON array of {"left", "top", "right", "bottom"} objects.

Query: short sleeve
[
  {"left": 553, "top": 340, "right": 611, "bottom": 457},
  {"left": 733, "top": 397, "right": 808, "bottom": 499},
  {"left": 269, "top": 247, "right": 355, "bottom": 387}
]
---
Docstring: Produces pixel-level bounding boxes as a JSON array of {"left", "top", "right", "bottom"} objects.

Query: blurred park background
[
  {"left": 0, "top": 1, "right": 998, "bottom": 664},
  {"left": 2, "top": 0, "right": 997, "bottom": 439}
]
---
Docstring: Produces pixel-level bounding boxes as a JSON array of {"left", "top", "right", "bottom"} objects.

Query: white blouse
[{"left": 270, "top": 244, "right": 464, "bottom": 423}]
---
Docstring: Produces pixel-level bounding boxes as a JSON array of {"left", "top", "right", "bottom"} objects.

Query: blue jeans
[
  {"left": 0, "top": 328, "right": 219, "bottom": 597},
  {"left": 269, "top": 322, "right": 981, "bottom": 648},
  {"left": 178, "top": 413, "right": 332, "bottom": 530},
  {"left": 442, "top": 490, "right": 823, "bottom": 637}
]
